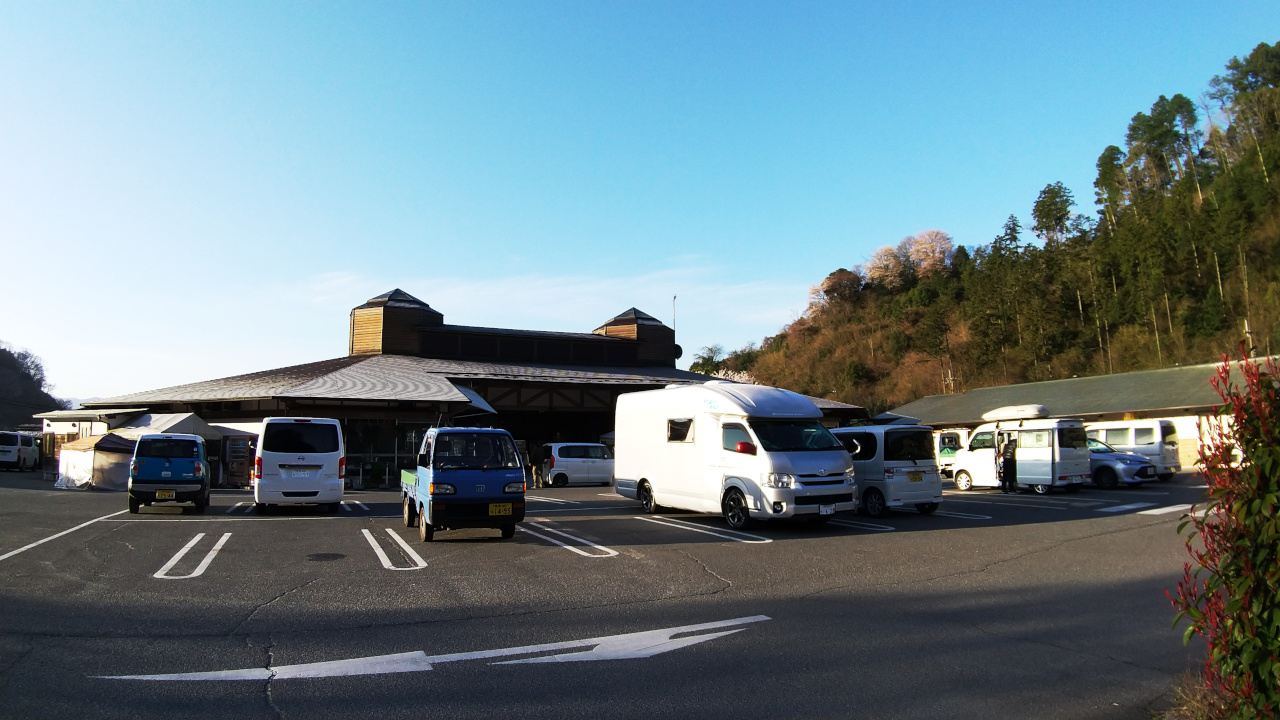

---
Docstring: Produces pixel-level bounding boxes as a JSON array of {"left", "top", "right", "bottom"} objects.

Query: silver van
[
  {"left": 830, "top": 425, "right": 943, "bottom": 517},
  {"left": 253, "top": 417, "right": 345, "bottom": 512},
  {"left": 541, "top": 443, "right": 614, "bottom": 487}
]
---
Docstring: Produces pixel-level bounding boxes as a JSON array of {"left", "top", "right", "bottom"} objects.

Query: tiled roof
[
  {"left": 891, "top": 356, "right": 1274, "bottom": 426},
  {"left": 81, "top": 354, "right": 712, "bottom": 408}
]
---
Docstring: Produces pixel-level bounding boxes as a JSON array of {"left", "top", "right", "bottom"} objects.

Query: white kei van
[
  {"left": 830, "top": 425, "right": 944, "bottom": 517},
  {"left": 933, "top": 428, "right": 970, "bottom": 478},
  {"left": 1084, "top": 420, "right": 1180, "bottom": 480},
  {"left": 253, "top": 417, "right": 345, "bottom": 512},
  {"left": 950, "top": 406, "right": 1091, "bottom": 494},
  {"left": 614, "top": 381, "right": 857, "bottom": 529},
  {"left": 541, "top": 443, "right": 614, "bottom": 487}
]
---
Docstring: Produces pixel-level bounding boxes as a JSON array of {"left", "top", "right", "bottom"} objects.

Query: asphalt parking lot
[{"left": 0, "top": 470, "right": 1205, "bottom": 719}]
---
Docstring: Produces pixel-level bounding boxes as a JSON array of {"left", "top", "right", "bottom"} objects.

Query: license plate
[
  {"left": 155, "top": 490, "right": 175, "bottom": 500},
  {"left": 819, "top": 504, "right": 835, "bottom": 516},
  {"left": 909, "top": 471, "right": 923, "bottom": 483},
  {"left": 489, "top": 503, "right": 512, "bottom": 516},
  {"left": 291, "top": 470, "right": 311, "bottom": 478}
]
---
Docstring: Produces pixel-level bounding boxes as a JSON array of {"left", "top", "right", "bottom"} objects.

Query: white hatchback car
[{"left": 541, "top": 443, "right": 614, "bottom": 487}]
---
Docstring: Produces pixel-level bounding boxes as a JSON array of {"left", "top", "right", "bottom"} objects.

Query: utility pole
[{"left": 672, "top": 295, "right": 677, "bottom": 332}]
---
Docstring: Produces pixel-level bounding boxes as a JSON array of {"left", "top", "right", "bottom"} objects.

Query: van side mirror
[
  {"left": 735, "top": 442, "right": 757, "bottom": 456},
  {"left": 417, "top": 453, "right": 430, "bottom": 468}
]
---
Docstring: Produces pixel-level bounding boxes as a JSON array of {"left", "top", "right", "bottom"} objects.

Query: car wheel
[
  {"left": 403, "top": 497, "right": 416, "bottom": 527},
  {"left": 128, "top": 496, "right": 140, "bottom": 514},
  {"left": 915, "top": 502, "right": 938, "bottom": 515},
  {"left": 418, "top": 506, "right": 434, "bottom": 542},
  {"left": 501, "top": 523, "right": 515, "bottom": 539},
  {"left": 722, "top": 488, "right": 751, "bottom": 530},
  {"left": 1032, "top": 484, "right": 1051, "bottom": 495},
  {"left": 954, "top": 471, "right": 973, "bottom": 491},
  {"left": 1094, "top": 467, "right": 1119, "bottom": 490},
  {"left": 863, "top": 488, "right": 887, "bottom": 518},
  {"left": 553, "top": 474, "right": 568, "bottom": 488},
  {"left": 639, "top": 482, "right": 659, "bottom": 514}
]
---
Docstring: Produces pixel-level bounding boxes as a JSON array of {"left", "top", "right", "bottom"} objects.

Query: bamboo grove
[{"left": 716, "top": 41, "right": 1280, "bottom": 414}]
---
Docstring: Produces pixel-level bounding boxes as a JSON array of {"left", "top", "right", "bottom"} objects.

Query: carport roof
[
  {"left": 890, "top": 356, "right": 1276, "bottom": 427},
  {"left": 80, "top": 353, "right": 714, "bottom": 407}
]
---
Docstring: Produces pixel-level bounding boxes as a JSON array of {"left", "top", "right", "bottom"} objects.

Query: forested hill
[
  {"left": 707, "top": 41, "right": 1280, "bottom": 415},
  {"left": 0, "top": 344, "right": 68, "bottom": 429}
]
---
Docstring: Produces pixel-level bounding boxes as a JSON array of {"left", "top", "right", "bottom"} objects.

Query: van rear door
[
  {"left": 133, "top": 437, "right": 201, "bottom": 482},
  {"left": 260, "top": 421, "right": 341, "bottom": 486}
]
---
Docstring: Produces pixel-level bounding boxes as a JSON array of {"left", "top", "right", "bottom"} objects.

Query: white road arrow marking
[{"left": 99, "top": 615, "right": 771, "bottom": 681}]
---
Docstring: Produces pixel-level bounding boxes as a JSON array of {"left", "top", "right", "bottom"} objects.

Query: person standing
[{"left": 999, "top": 435, "right": 1018, "bottom": 493}]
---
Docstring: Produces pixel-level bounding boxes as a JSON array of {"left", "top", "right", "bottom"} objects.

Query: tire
[
  {"left": 722, "top": 488, "right": 751, "bottom": 530},
  {"left": 639, "top": 482, "right": 659, "bottom": 514},
  {"left": 1094, "top": 467, "right": 1119, "bottom": 490},
  {"left": 128, "top": 496, "right": 140, "bottom": 514},
  {"left": 862, "top": 488, "right": 887, "bottom": 518},
  {"left": 553, "top": 474, "right": 568, "bottom": 488},
  {"left": 915, "top": 502, "right": 938, "bottom": 515},
  {"left": 501, "top": 523, "right": 515, "bottom": 539},
  {"left": 954, "top": 471, "right": 973, "bottom": 491},
  {"left": 403, "top": 496, "right": 416, "bottom": 527},
  {"left": 193, "top": 491, "right": 208, "bottom": 513},
  {"left": 1032, "top": 484, "right": 1051, "bottom": 495},
  {"left": 418, "top": 506, "right": 434, "bottom": 542}
]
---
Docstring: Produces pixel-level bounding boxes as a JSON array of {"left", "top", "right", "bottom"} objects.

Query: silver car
[{"left": 1088, "top": 439, "right": 1157, "bottom": 489}]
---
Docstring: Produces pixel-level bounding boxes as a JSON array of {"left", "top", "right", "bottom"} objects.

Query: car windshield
[
  {"left": 433, "top": 433, "right": 522, "bottom": 470},
  {"left": 884, "top": 430, "right": 935, "bottom": 461},
  {"left": 136, "top": 439, "right": 199, "bottom": 459},
  {"left": 1088, "top": 439, "right": 1116, "bottom": 452},
  {"left": 747, "top": 420, "right": 842, "bottom": 452},
  {"left": 262, "top": 423, "right": 340, "bottom": 453}
]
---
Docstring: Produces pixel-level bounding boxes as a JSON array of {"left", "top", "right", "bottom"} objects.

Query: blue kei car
[{"left": 1088, "top": 438, "right": 1158, "bottom": 489}]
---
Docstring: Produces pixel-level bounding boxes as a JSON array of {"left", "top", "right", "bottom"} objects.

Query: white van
[
  {"left": 933, "top": 428, "right": 970, "bottom": 478},
  {"left": 0, "top": 432, "right": 39, "bottom": 471},
  {"left": 253, "top": 417, "right": 345, "bottom": 512},
  {"left": 830, "top": 425, "right": 943, "bottom": 517},
  {"left": 1084, "top": 420, "right": 1180, "bottom": 480},
  {"left": 541, "top": 443, "right": 614, "bottom": 486},
  {"left": 950, "top": 406, "right": 1090, "bottom": 494},
  {"left": 614, "top": 381, "right": 857, "bottom": 530}
]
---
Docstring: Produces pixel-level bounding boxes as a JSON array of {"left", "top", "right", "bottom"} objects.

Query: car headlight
[
  {"left": 763, "top": 473, "right": 795, "bottom": 489},
  {"left": 429, "top": 483, "right": 456, "bottom": 495},
  {"left": 503, "top": 481, "right": 525, "bottom": 494}
]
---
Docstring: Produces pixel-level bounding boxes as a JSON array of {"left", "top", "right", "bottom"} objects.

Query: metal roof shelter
[{"left": 891, "top": 356, "right": 1274, "bottom": 427}]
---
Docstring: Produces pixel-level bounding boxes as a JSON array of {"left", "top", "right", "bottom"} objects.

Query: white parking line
[
  {"left": 525, "top": 496, "right": 580, "bottom": 505},
  {"left": 942, "top": 498, "right": 1070, "bottom": 510},
  {"left": 361, "top": 529, "right": 428, "bottom": 570},
  {"left": 1137, "top": 504, "right": 1194, "bottom": 516},
  {"left": 1097, "top": 503, "right": 1158, "bottom": 513},
  {"left": 532, "top": 505, "right": 636, "bottom": 513},
  {"left": 341, "top": 502, "right": 353, "bottom": 512},
  {"left": 934, "top": 510, "right": 992, "bottom": 520},
  {"left": 1099, "top": 489, "right": 1171, "bottom": 497},
  {"left": 634, "top": 516, "right": 773, "bottom": 544},
  {"left": 0, "top": 510, "right": 129, "bottom": 563},
  {"left": 225, "top": 502, "right": 251, "bottom": 514},
  {"left": 154, "top": 533, "right": 232, "bottom": 579},
  {"left": 598, "top": 492, "right": 623, "bottom": 498},
  {"left": 520, "top": 522, "right": 619, "bottom": 557},
  {"left": 828, "top": 519, "right": 895, "bottom": 532}
]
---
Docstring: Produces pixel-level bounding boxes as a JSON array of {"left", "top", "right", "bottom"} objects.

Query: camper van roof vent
[{"left": 981, "top": 404, "right": 1050, "bottom": 422}]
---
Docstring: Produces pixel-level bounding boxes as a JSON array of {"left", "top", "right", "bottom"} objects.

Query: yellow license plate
[
  {"left": 155, "top": 490, "right": 175, "bottom": 499},
  {"left": 489, "top": 503, "right": 512, "bottom": 516},
  {"left": 909, "top": 472, "right": 923, "bottom": 483}
]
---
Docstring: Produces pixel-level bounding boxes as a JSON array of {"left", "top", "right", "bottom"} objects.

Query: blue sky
[{"left": 2, "top": 2, "right": 1277, "bottom": 399}]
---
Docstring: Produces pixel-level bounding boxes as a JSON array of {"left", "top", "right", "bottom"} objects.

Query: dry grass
[{"left": 1156, "top": 671, "right": 1227, "bottom": 720}]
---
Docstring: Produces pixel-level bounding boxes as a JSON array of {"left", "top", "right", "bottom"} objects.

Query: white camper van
[
  {"left": 614, "top": 382, "right": 857, "bottom": 529},
  {"left": 1083, "top": 420, "right": 1180, "bottom": 480},
  {"left": 950, "top": 405, "right": 1091, "bottom": 494}
]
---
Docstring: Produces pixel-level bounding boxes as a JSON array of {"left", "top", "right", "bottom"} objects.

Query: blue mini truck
[{"left": 402, "top": 427, "right": 526, "bottom": 542}]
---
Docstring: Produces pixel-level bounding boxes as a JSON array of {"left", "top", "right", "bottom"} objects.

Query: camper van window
[
  {"left": 722, "top": 424, "right": 753, "bottom": 451},
  {"left": 884, "top": 430, "right": 934, "bottom": 461},
  {"left": 1134, "top": 427, "right": 1156, "bottom": 445},
  {"left": 969, "top": 432, "right": 995, "bottom": 451},
  {"left": 1162, "top": 425, "right": 1178, "bottom": 445},
  {"left": 137, "top": 438, "right": 200, "bottom": 459},
  {"left": 1018, "top": 430, "right": 1051, "bottom": 449},
  {"left": 1058, "top": 427, "right": 1088, "bottom": 449},
  {"left": 747, "top": 420, "right": 842, "bottom": 452},
  {"left": 1104, "top": 429, "right": 1129, "bottom": 446},
  {"left": 432, "top": 433, "right": 521, "bottom": 470},
  {"left": 667, "top": 419, "right": 693, "bottom": 443}
]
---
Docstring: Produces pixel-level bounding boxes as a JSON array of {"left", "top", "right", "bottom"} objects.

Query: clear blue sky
[{"left": 2, "top": 2, "right": 1277, "bottom": 399}]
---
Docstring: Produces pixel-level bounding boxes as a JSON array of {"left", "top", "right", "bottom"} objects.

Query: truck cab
[{"left": 402, "top": 427, "right": 526, "bottom": 542}]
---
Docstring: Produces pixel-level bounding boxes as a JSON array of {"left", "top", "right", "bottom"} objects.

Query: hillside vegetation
[
  {"left": 711, "top": 41, "right": 1280, "bottom": 414},
  {"left": 0, "top": 343, "right": 68, "bottom": 429}
]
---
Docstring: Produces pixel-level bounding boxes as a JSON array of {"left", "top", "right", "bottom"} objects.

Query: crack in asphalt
[
  {"left": 0, "top": 639, "right": 35, "bottom": 678},
  {"left": 674, "top": 548, "right": 732, "bottom": 595},
  {"left": 229, "top": 579, "right": 322, "bottom": 637},
  {"left": 263, "top": 635, "right": 283, "bottom": 720}
]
